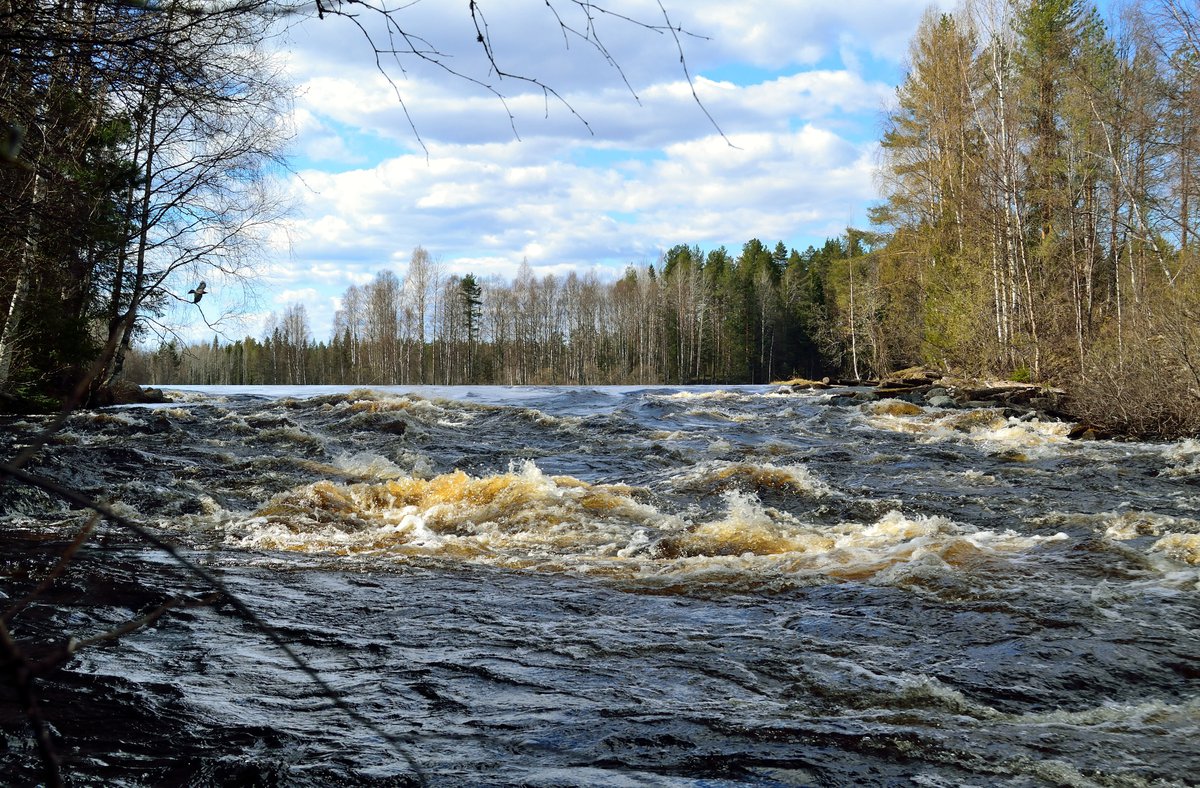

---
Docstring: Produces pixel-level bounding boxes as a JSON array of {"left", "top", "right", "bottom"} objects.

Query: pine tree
[{"left": 459, "top": 273, "right": 482, "bottom": 382}]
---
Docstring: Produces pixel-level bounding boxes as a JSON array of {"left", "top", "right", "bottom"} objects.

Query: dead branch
[
  {"left": 309, "top": 0, "right": 728, "bottom": 148},
  {"left": 1, "top": 514, "right": 101, "bottom": 627},
  {"left": 0, "top": 461, "right": 428, "bottom": 784}
]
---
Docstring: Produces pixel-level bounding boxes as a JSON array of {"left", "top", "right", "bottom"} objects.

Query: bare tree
[
  {"left": 404, "top": 246, "right": 438, "bottom": 382},
  {"left": 364, "top": 269, "right": 401, "bottom": 382},
  {"left": 280, "top": 302, "right": 311, "bottom": 383},
  {"left": 333, "top": 283, "right": 365, "bottom": 381}
]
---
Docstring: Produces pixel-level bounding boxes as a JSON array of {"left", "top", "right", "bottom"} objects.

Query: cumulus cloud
[
  {"left": 275, "top": 288, "right": 321, "bottom": 305},
  {"left": 682, "top": 0, "right": 953, "bottom": 68},
  {"left": 283, "top": 121, "right": 875, "bottom": 275}
]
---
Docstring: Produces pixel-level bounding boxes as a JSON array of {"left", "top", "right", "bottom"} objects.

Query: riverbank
[
  {"left": 775, "top": 366, "right": 1178, "bottom": 441},
  {"left": 0, "top": 379, "right": 170, "bottom": 414}
]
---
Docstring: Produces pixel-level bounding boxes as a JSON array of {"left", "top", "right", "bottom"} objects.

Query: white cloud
[
  {"left": 281, "top": 119, "right": 875, "bottom": 282},
  {"left": 275, "top": 288, "right": 321, "bottom": 305},
  {"left": 683, "top": 0, "right": 943, "bottom": 68},
  {"left": 287, "top": 67, "right": 894, "bottom": 155}
]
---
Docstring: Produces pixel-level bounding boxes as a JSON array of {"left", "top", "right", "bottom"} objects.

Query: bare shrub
[{"left": 1065, "top": 289, "right": 1200, "bottom": 440}]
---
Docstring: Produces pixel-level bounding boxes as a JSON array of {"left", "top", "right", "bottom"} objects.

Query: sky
[{"left": 181, "top": 0, "right": 956, "bottom": 344}]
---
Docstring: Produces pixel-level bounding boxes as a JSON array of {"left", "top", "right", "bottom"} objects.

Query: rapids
[{"left": 1, "top": 384, "right": 1198, "bottom": 785}]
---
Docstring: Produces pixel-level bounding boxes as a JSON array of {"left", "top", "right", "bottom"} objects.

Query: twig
[
  {"left": 0, "top": 461, "right": 428, "bottom": 785},
  {"left": 1, "top": 514, "right": 101, "bottom": 627},
  {"left": 312, "top": 1, "right": 729, "bottom": 145},
  {"left": 29, "top": 593, "right": 224, "bottom": 675},
  {"left": 0, "top": 620, "right": 62, "bottom": 788},
  {"left": 654, "top": 0, "right": 734, "bottom": 147}
]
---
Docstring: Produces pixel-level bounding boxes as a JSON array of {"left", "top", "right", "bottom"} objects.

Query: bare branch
[
  {"left": 0, "top": 619, "right": 62, "bottom": 787},
  {"left": 0, "top": 460, "right": 429, "bottom": 785},
  {"left": 50, "top": 592, "right": 223, "bottom": 665},
  {"left": 653, "top": 0, "right": 733, "bottom": 147},
  {"left": 306, "top": 1, "right": 727, "bottom": 143},
  {"left": 1, "top": 515, "right": 102, "bottom": 627}
]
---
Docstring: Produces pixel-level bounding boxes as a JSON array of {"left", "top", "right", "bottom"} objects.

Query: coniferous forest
[{"left": 3, "top": 1, "right": 1200, "bottom": 438}]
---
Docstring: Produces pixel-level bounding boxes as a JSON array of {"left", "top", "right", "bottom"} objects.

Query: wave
[
  {"left": 224, "top": 462, "right": 1067, "bottom": 591},
  {"left": 1161, "top": 438, "right": 1200, "bottom": 477},
  {"left": 862, "top": 401, "right": 1072, "bottom": 457},
  {"left": 1150, "top": 533, "right": 1200, "bottom": 565},
  {"left": 668, "top": 460, "right": 832, "bottom": 498}
]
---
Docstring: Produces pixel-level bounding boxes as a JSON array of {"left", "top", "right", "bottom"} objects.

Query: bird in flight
[{"left": 187, "top": 282, "right": 207, "bottom": 303}]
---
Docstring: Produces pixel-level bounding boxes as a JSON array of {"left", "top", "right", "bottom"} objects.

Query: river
[{"left": 1, "top": 384, "right": 1198, "bottom": 786}]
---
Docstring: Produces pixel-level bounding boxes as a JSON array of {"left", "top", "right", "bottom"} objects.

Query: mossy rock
[
  {"left": 776, "top": 377, "right": 830, "bottom": 390},
  {"left": 867, "top": 400, "right": 924, "bottom": 417}
]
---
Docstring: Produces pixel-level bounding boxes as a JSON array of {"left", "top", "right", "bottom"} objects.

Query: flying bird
[{"left": 187, "top": 282, "right": 207, "bottom": 303}]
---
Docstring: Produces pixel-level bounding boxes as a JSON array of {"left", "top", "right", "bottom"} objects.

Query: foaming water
[
  {"left": 669, "top": 459, "right": 833, "bottom": 497},
  {"left": 862, "top": 401, "right": 1074, "bottom": 459},
  {"left": 224, "top": 463, "right": 1065, "bottom": 594},
  {"left": 3, "top": 384, "right": 1198, "bottom": 785},
  {"left": 1162, "top": 438, "right": 1200, "bottom": 477}
]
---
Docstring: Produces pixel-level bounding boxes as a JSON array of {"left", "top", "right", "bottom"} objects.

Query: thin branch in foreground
[
  {"left": 0, "top": 618, "right": 62, "bottom": 788},
  {"left": 2, "top": 514, "right": 101, "bottom": 627},
  {"left": 654, "top": 0, "right": 734, "bottom": 148},
  {"left": 0, "top": 461, "right": 428, "bottom": 786},
  {"left": 312, "top": 1, "right": 729, "bottom": 145},
  {"left": 31, "top": 593, "right": 224, "bottom": 675}
]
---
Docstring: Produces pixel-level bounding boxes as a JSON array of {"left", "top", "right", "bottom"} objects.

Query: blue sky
[{"left": 178, "top": 0, "right": 960, "bottom": 343}]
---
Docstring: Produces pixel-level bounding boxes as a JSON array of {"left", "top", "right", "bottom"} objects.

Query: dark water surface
[{"left": 2, "top": 385, "right": 1198, "bottom": 786}]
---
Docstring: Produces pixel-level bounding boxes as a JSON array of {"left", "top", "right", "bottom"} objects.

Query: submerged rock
[
  {"left": 376, "top": 418, "right": 407, "bottom": 435},
  {"left": 943, "top": 409, "right": 1008, "bottom": 432},
  {"left": 1066, "top": 423, "right": 1121, "bottom": 441},
  {"left": 130, "top": 412, "right": 175, "bottom": 435},
  {"left": 92, "top": 382, "right": 171, "bottom": 407}
]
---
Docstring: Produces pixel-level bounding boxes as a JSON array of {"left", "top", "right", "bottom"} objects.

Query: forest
[
  {"left": 869, "top": 0, "right": 1200, "bottom": 438},
  {"left": 3, "top": 0, "right": 1200, "bottom": 438}
]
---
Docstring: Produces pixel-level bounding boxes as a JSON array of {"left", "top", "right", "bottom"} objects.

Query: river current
[{"left": 2, "top": 384, "right": 1198, "bottom": 786}]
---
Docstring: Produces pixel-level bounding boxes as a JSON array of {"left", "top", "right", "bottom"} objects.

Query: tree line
[{"left": 129, "top": 238, "right": 876, "bottom": 386}]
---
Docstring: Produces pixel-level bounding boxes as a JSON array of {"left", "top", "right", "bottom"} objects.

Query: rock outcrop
[
  {"left": 89, "top": 381, "right": 171, "bottom": 407},
  {"left": 779, "top": 366, "right": 1072, "bottom": 427}
]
